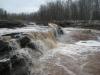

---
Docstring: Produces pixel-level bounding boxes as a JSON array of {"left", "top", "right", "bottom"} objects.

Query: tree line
[{"left": 0, "top": 0, "right": 100, "bottom": 22}]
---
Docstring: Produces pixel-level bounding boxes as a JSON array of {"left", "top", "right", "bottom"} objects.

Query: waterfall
[
  {"left": 48, "top": 23, "right": 64, "bottom": 39},
  {"left": 0, "top": 24, "right": 100, "bottom": 75},
  {"left": 9, "top": 39, "right": 20, "bottom": 50},
  {"left": 0, "top": 24, "right": 63, "bottom": 75}
]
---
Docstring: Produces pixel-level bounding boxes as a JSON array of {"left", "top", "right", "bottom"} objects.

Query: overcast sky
[{"left": 0, "top": 0, "right": 55, "bottom": 13}]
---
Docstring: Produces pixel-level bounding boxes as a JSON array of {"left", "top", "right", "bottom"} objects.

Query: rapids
[{"left": 0, "top": 24, "right": 100, "bottom": 75}]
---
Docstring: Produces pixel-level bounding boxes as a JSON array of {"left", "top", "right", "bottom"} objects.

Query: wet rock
[
  {"left": 27, "top": 42, "right": 43, "bottom": 55},
  {"left": 11, "top": 55, "right": 26, "bottom": 69},
  {"left": 19, "top": 36, "right": 31, "bottom": 48},
  {"left": 0, "top": 55, "right": 30, "bottom": 75},
  {"left": 0, "top": 59, "right": 10, "bottom": 75},
  {"left": 3, "top": 33, "right": 22, "bottom": 39},
  {"left": 0, "top": 40, "right": 12, "bottom": 56},
  {"left": 48, "top": 23, "right": 64, "bottom": 37},
  {"left": 0, "top": 36, "right": 11, "bottom": 42},
  {"left": 27, "top": 42, "right": 36, "bottom": 50},
  {"left": 57, "top": 26, "right": 64, "bottom": 35},
  {"left": 11, "top": 55, "right": 30, "bottom": 75}
]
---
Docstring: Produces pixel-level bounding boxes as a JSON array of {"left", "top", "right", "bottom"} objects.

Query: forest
[{"left": 0, "top": 0, "right": 100, "bottom": 25}]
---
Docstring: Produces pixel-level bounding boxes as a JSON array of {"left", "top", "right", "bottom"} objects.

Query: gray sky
[{"left": 0, "top": 0, "right": 55, "bottom": 13}]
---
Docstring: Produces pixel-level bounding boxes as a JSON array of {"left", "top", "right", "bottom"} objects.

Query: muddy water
[
  {"left": 39, "top": 43, "right": 100, "bottom": 75},
  {"left": 37, "top": 28, "right": 100, "bottom": 75},
  {"left": 0, "top": 26, "right": 100, "bottom": 75}
]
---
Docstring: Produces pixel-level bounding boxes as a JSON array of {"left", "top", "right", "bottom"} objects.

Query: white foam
[
  {"left": 76, "top": 40, "right": 100, "bottom": 46},
  {"left": 0, "top": 26, "right": 50, "bottom": 36}
]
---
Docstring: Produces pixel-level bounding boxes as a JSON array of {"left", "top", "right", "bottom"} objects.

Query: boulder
[
  {"left": 27, "top": 42, "right": 43, "bottom": 55},
  {"left": 19, "top": 36, "right": 31, "bottom": 48},
  {"left": 0, "top": 59, "right": 10, "bottom": 75},
  {"left": 11, "top": 55, "right": 30, "bottom": 75},
  {"left": 57, "top": 26, "right": 64, "bottom": 35},
  {"left": 0, "top": 55, "right": 30, "bottom": 75},
  {"left": 27, "top": 42, "right": 36, "bottom": 50},
  {"left": 0, "top": 40, "right": 12, "bottom": 56}
]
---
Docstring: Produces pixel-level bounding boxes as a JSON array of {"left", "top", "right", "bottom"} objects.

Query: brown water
[{"left": 0, "top": 26, "right": 100, "bottom": 75}]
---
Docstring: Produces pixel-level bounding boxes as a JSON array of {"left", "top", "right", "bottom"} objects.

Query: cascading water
[{"left": 0, "top": 24, "right": 100, "bottom": 75}]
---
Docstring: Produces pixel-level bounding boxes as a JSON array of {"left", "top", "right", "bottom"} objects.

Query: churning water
[
  {"left": 0, "top": 24, "right": 100, "bottom": 75},
  {"left": 76, "top": 40, "right": 100, "bottom": 46}
]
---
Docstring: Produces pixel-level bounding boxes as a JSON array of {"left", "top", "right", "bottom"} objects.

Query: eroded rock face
[
  {"left": 0, "top": 60, "right": 10, "bottom": 75},
  {"left": 0, "top": 40, "right": 12, "bottom": 56},
  {"left": 0, "top": 27, "right": 58, "bottom": 75},
  {"left": 19, "top": 36, "right": 31, "bottom": 48},
  {"left": 11, "top": 55, "right": 30, "bottom": 75},
  {"left": 0, "top": 48, "right": 33, "bottom": 75}
]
